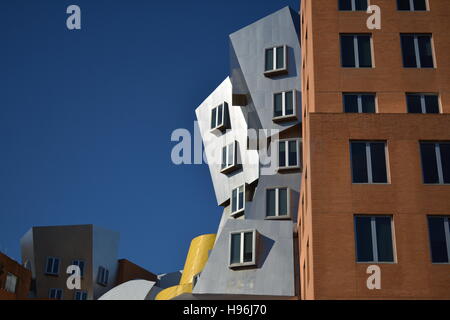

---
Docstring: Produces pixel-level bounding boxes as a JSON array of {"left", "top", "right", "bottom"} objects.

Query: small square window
[
  {"left": 266, "top": 187, "right": 290, "bottom": 219},
  {"left": 427, "top": 216, "right": 450, "bottom": 263},
  {"left": 278, "top": 139, "right": 301, "bottom": 170},
  {"left": 97, "top": 266, "right": 109, "bottom": 286},
  {"left": 401, "top": 34, "right": 434, "bottom": 68},
  {"left": 420, "top": 142, "right": 450, "bottom": 184},
  {"left": 45, "top": 257, "right": 60, "bottom": 275},
  {"left": 340, "top": 34, "right": 373, "bottom": 68},
  {"left": 406, "top": 93, "right": 439, "bottom": 114},
  {"left": 343, "top": 93, "right": 376, "bottom": 113},
  {"left": 273, "top": 90, "right": 297, "bottom": 121},
  {"left": 74, "top": 290, "right": 88, "bottom": 300},
  {"left": 264, "top": 46, "right": 288, "bottom": 76},
  {"left": 339, "top": 0, "right": 368, "bottom": 11},
  {"left": 397, "top": 0, "right": 427, "bottom": 11},
  {"left": 221, "top": 141, "right": 239, "bottom": 174},
  {"left": 350, "top": 141, "right": 388, "bottom": 183},
  {"left": 210, "top": 102, "right": 229, "bottom": 132},
  {"left": 49, "top": 288, "right": 63, "bottom": 300},
  {"left": 229, "top": 230, "right": 257, "bottom": 268}
]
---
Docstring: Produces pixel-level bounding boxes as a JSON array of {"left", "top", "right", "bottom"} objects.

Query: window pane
[
  {"left": 265, "top": 48, "right": 274, "bottom": 71},
  {"left": 274, "top": 93, "right": 283, "bottom": 117},
  {"left": 424, "top": 95, "right": 439, "bottom": 114},
  {"left": 276, "top": 46, "right": 284, "bottom": 69},
  {"left": 279, "top": 188, "right": 288, "bottom": 216},
  {"left": 222, "top": 146, "right": 227, "bottom": 170},
  {"left": 232, "top": 188, "right": 237, "bottom": 212},
  {"left": 339, "top": 0, "right": 352, "bottom": 10},
  {"left": 285, "top": 91, "right": 294, "bottom": 115},
  {"left": 79, "top": 261, "right": 85, "bottom": 277},
  {"left": 243, "top": 232, "right": 253, "bottom": 262},
  {"left": 413, "top": 0, "right": 427, "bottom": 10},
  {"left": 46, "top": 259, "right": 53, "bottom": 274},
  {"left": 228, "top": 144, "right": 234, "bottom": 167},
  {"left": 341, "top": 35, "right": 356, "bottom": 67},
  {"left": 428, "top": 217, "right": 449, "bottom": 263},
  {"left": 279, "top": 142, "right": 286, "bottom": 167},
  {"left": 238, "top": 186, "right": 244, "bottom": 210},
  {"left": 211, "top": 108, "right": 216, "bottom": 129},
  {"left": 351, "top": 142, "right": 368, "bottom": 183},
  {"left": 230, "top": 233, "right": 241, "bottom": 264},
  {"left": 361, "top": 95, "right": 376, "bottom": 113},
  {"left": 418, "top": 36, "right": 433, "bottom": 68},
  {"left": 357, "top": 35, "right": 372, "bottom": 68},
  {"left": 344, "top": 94, "right": 358, "bottom": 113},
  {"left": 355, "top": 0, "right": 368, "bottom": 11},
  {"left": 217, "top": 104, "right": 223, "bottom": 126},
  {"left": 266, "top": 189, "right": 276, "bottom": 217},
  {"left": 370, "top": 142, "right": 388, "bottom": 183},
  {"left": 288, "top": 141, "right": 298, "bottom": 167},
  {"left": 401, "top": 35, "right": 417, "bottom": 67},
  {"left": 420, "top": 143, "right": 439, "bottom": 183},
  {"left": 397, "top": 0, "right": 410, "bottom": 10},
  {"left": 407, "top": 94, "right": 422, "bottom": 113},
  {"left": 440, "top": 143, "right": 450, "bottom": 184},
  {"left": 53, "top": 259, "right": 59, "bottom": 274},
  {"left": 355, "top": 216, "right": 374, "bottom": 262},
  {"left": 375, "top": 217, "right": 394, "bottom": 262}
]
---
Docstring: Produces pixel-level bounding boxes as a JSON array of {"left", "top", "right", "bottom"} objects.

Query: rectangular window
[
  {"left": 45, "top": 257, "right": 60, "bottom": 275},
  {"left": 74, "top": 290, "right": 88, "bottom": 300},
  {"left": 354, "top": 216, "right": 395, "bottom": 263},
  {"left": 231, "top": 185, "right": 245, "bottom": 216},
  {"left": 49, "top": 288, "right": 63, "bottom": 300},
  {"left": 427, "top": 216, "right": 450, "bottom": 263},
  {"left": 406, "top": 93, "right": 439, "bottom": 114},
  {"left": 401, "top": 34, "right": 434, "bottom": 68},
  {"left": 72, "top": 260, "right": 85, "bottom": 277},
  {"left": 351, "top": 141, "right": 388, "bottom": 183},
  {"left": 97, "top": 266, "right": 109, "bottom": 286},
  {"left": 397, "top": 0, "right": 427, "bottom": 11},
  {"left": 278, "top": 139, "right": 300, "bottom": 169},
  {"left": 221, "top": 141, "right": 238, "bottom": 173},
  {"left": 339, "top": 0, "right": 368, "bottom": 11},
  {"left": 343, "top": 93, "right": 376, "bottom": 113},
  {"left": 273, "top": 90, "right": 296, "bottom": 120},
  {"left": 420, "top": 142, "right": 450, "bottom": 184},
  {"left": 340, "top": 34, "right": 372, "bottom": 68},
  {"left": 229, "top": 230, "right": 256, "bottom": 267},
  {"left": 264, "top": 46, "right": 287, "bottom": 74},
  {"left": 5, "top": 273, "right": 18, "bottom": 293},
  {"left": 210, "top": 102, "right": 229, "bottom": 131},
  {"left": 266, "top": 187, "right": 290, "bottom": 218}
]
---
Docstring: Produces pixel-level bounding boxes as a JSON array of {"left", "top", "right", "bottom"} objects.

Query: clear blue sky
[{"left": 0, "top": 0, "right": 299, "bottom": 274}]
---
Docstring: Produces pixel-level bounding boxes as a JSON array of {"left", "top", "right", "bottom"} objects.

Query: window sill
[
  {"left": 220, "top": 164, "right": 241, "bottom": 175},
  {"left": 272, "top": 114, "right": 297, "bottom": 123},
  {"left": 45, "top": 273, "right": 59, "bottom": 277},
  {"left": 230, "top": 209, "right": 244, "bottom": 218},
  {"left": 278, "top": 166, "right": 301, "bottom": 173},
  {"left": 229, "top": 261, "right": 257, "bottom": 269},
  {"left": 356, "top": 261, "right": 397, "bottom": 264},
  {"left": 210, "top": 125, "right": 227, "bottom": 134},
  {"left": 264, "top": 68, "right": 288, "bottom": 77},
  {"left": 265, "top": 215, "right": 291, "bottom": 221}
]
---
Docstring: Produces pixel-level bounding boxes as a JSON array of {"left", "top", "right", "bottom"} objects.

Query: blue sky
[{"left": 0, "top": 0, "right": 299, "bottom": 274}]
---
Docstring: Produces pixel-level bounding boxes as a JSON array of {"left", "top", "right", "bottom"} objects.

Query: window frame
[
  {"left": 230, "top": 184, "right": 245, "bottom": 217},
  {"left": 338, "top": 0, "right": 369, "bottom": 11},
  {"left": 221, "top": 141, "right": 239, "bottom": 174},
  {"left": 340, "top": 34, "right": 374, "bottom": 68},
  {"left": 406, "top": 93, "right": 440, "bottom": 114},
  {"left": 350, "top": 141, "right": 390, "bottom": 184},
  {"left": 45, "top": 257, "right": 60, "bottom": 276},
  {"left": 400, "top": 33, "right": 435, "bottom": 68},
  {"left": 264, "top": 45, "right": 288, "bottom": 76},
  {"left": 74, "top": 290, "right": 88, "bottom": 300},
  {"left": 343, "top": 93, "right": 377, "bottom": 113},
  {"left": 265, "top": 187, "right": 291, "bottom": 220},
  {"left": 273, "top": 90, "right": 297, "bottom": 121},
  {"left": 397, "top": 0, "right": 429, "bottom": 11},
  {"left": 97, "top": 266, "right": 109, "bottom": 286},
  {"left": 354, "top": 215, "right": 397, "bottom": 263},
  {"left": 229, "top": 229, "right": 257, "bottom": 268},
  {"left": 278, "top": 138, "right": 301, "bottom": 171},
  {"left": 4, "top": 273, "right": 18, "bottom": 293},
  {"left": 210, "top": 102, "right": 229, "bottom": 132},
  {"left": 72, "top": 260, "right": 85, "bottom": 278},
  {"left": 420, "top": 142, "right": 450, "bottom": 185},
  {"left": 427, "top": 215, "right": 450, "bottom": 264},
  {"left": 49, "top": 288, "right": 63, "bottom": 300}
]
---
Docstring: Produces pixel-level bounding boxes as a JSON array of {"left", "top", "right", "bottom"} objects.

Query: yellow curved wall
[{"left": 155, "top": 233, "right": 216, "bottom": 300}]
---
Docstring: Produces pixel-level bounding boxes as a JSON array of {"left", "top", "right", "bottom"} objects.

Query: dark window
[
  {"left": 407, "top": 94, "right": 439, "bottom": 113},
  {"left": 420, "top": 142, "right": 450, "bottom": 184},
  {"left": 72, "top": 260, "right": 85, "bottom": 277},
  {"left": 49, "top": 288, "right": 62, "bottom": 299},
  {"left": 341, "top": 34, "right": 372, "bottom": 68},
  {"left": 397, "top": 0, "right": 427, "bottom": 11},
  {"left": 211, "top": 103, "right": 229, "bottom": 130},
  {"left": 243, "top": 232, "right": 253, "bottom": 262},
  {"left": 74, "top": 291, "right": 88, "bottom": 300},
  {"left": 355, "top": 216, "right": 395, "bottom": 262},
  {"left": 351, "top": 141, "right": 388, "bottom": 183},
  {"left": 339, "top": 0, "right": 368, "bottom": 11},
  {"left": 266, "top": 188, "right": 289, "bottom": 217},
  {"left": 265, "top": 48, "right": 274, "bottom": 71},
  {"left": 230, "top": 231, "right": 256, "bottom": 266},
  {"left": 344, "top": 93, "right": 376, "bottom": 113},
  {"left": 45, "top": 257, "right": 60, "bottom": 275},
  {"left": 274, "top": 93, "right": 283, "bottom": 118},
  {"left": 401, "top": 34, "right": 434, "bottom": 68},
  {"left": 230, "top": 233, "right": 241, "bottom": 264},
  {"left": 427, "top": 216, "right": 450, "bottom": 263},
  {"left": 97, "top": 266, "right": 109, "bottom": 286},
  {"left": 265, "top": 46, "right": 286, "bottom": 73},
  {"left": 273, "top": 91, "right": 295, "bottom": 119}
]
